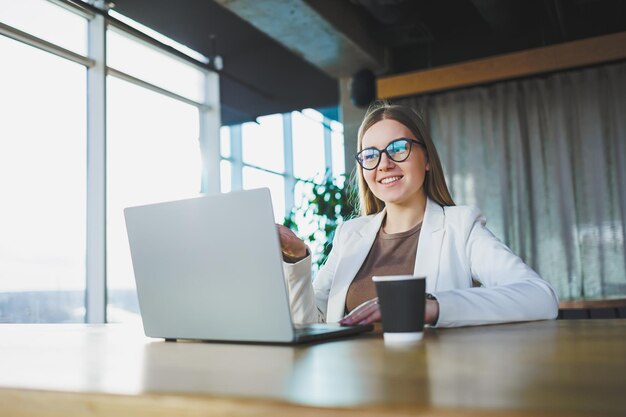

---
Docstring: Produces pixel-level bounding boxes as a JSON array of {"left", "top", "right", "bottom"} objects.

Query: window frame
[
  {"left": 221, "top": 111, "right": 344, "bottom": 221},
  {"left": 0, "top": 0, "right": 221, "bottom": 323}
]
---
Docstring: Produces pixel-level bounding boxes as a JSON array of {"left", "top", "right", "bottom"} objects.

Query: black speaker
[{"left": 350, "top": 69, "right": 376, "bottom": 108}]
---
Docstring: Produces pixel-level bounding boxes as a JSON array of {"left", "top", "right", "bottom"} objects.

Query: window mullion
[
  {"left": 200, "top": 70, "right": 221, "bottom": 194},
  {"left": 323, "top": 116, "right": 333, "bottom": 178},
  {"left": 230, "top": 125, "right": 244, "bottom": 190},
  {"left": 85, "top": 13, "right": 107, "bottom": 324},
  {"left": 283, "top": 113, "right": 295, "bottom": 217}
]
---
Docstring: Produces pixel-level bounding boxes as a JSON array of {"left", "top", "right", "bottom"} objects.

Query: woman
[{"left": 278, "top": 102, "right": 559, "bottom": 327}]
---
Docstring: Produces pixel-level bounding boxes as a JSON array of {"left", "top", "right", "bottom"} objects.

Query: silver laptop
[{"left": 124, "top": 188, "right": 372, "bottom": 344}]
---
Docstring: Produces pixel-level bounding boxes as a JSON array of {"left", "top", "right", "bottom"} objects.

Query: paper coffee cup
[{"left": 372, "top": 275, "right": 426, "bottom": 345}]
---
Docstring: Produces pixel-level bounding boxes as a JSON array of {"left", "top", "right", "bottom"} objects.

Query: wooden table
[{"left": 1, "top": 320, "right": 625, "bottom": 417}]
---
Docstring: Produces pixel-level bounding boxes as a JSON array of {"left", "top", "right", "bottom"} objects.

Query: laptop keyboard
[
  {"left": 291, "top": 323, "right": 374, "bottom": 343},
  {"left": 295, "top": 324, "right": 341, "bottom": 336}
]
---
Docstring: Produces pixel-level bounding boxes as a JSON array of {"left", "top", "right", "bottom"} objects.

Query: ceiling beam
[
  {"left": 213, "top": 0, "right": 386, "bottom": 79},
  {"left": 377, "top": 31, "right": 626, "bottom": 99}
]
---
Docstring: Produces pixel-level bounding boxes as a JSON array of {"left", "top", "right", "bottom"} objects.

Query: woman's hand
[
  {"left": 339, "top": 298, "right": 380, "bottom": 326},
  {"left": 425, "top": 299, "right": 440, "bottom": 325},
  {"left": 339, "top": 298, "right": 440, "bottom": 326},
  {"left": 276, "top": 224, "right": 307, "bottom": 263}
]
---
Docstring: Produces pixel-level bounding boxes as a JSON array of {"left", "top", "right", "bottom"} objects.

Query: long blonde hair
[{"left": 354, "top": 101, "right": 455, "bottom": 216}]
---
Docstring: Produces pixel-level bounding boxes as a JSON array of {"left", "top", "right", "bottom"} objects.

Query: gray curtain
[{"left": 401, "top": 61, "right": 626, "bottom": 301}]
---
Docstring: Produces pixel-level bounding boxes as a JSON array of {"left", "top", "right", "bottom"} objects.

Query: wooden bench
[{"left": 558, "top": 298, "right": 626, "bottom": 319}]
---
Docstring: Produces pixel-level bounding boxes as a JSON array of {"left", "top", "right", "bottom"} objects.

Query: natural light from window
[
  {"left": 106, "top": 76, "right": 202, "bottom": 322},
  {"left": 0, "top": 0, "right": 87, "bottom": 55},
  {"left": 0, "top": 35, "right": 87, "bottom": 322}
]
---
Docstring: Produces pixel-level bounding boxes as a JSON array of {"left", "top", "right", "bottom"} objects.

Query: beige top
[{"left": 345, "top": 221, "right": 422, "bottom": 313}]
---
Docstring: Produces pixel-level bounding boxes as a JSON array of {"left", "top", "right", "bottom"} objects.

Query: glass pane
[
  {"left": 242, "top": 167, "right": 285, "bottom": 223},
  {"left": 242, "top": 114, "right": 284, "bottom": 172},
  {"left": 0, "top": 36, "right": 86, "bottom": 322},
  {"left": 107, "top": 28, "right": 205, "bottom": 103},
  {"left": 107, "top": 76, "right": 201, "bottom": 323},
  {"left": 0, "top": 0, "right": 88, "bottom": 55},
  {"left": 292, "top": 111, "right": 325, "bottom": 180},
  {"left": 220, "top": 159, "right": 232, "bottom": 193},
  {"left": 220, "top": 125, "right": 231, "bottom": 158}
]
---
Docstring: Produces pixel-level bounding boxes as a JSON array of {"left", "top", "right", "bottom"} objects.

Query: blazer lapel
[
  {"left": 413, "top": 198, "right": 445, "bottom": 293},
  {"left": 325, "top": 210, "right": 386, "bottom": 322}
]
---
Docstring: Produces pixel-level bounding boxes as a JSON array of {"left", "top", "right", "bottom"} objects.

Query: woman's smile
[{"left": 378, "top": 175, "right": 403, "bottom": 185}]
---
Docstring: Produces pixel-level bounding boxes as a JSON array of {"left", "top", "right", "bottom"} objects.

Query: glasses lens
[
  {"left": 387, "top": 139, "right": 411, "bottom": 162},
  {"left": 357, "top": 148, "right": 380, "bottom": 169}
]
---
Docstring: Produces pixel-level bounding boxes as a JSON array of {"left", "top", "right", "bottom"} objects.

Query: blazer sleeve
[
  {"left": 282, "top": 222, "right": 347, "bottom": 324},
  {"left": 433, "top": 208, "right": 560, "bottom": 327}
]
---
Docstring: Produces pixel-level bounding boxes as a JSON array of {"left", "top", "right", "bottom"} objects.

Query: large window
[
  {"left": 0, "top": 0, "right": 345, "bottom": 324},
  {"left": 221, "top": 109, "right": 345, "bottom": 224},
  {"left": 106, "top": 77, "right": 203, "bottom": 322},
  {"left": 0, "top": 0, "right": 218, "bottom": 324},
  {"left": 0, "top": 8, "right": 87, "bottom": 322}
]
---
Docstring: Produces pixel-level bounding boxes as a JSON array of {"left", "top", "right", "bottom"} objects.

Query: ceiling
[{"left": 110, "top": 0, "right": 626, "bottom": 125}]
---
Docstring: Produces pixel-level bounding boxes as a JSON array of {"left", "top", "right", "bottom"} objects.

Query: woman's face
[{"left": 360, "top": 119, "right": 429, "bottom": 208}]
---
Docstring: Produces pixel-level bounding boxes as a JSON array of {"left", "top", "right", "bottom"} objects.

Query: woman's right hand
[{"left": 276, "top": 224, "right": 307, "bottom": 263}]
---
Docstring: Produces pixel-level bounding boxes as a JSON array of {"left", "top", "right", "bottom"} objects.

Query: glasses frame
[{"left": 355, "top": 138, "right": 424, "bottom": 170}]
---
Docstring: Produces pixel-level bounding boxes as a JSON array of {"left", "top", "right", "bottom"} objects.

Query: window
[
  {"left": 0, "top": 0, "right": 344, "bottom": 324},
  {"left": 221, "top": 108, "right": 345, "bottom": 235},
  {"left": 292, "top": 110, "right": 326, "bottom": 180},
  {"left": 107, "top": 28, "right": 204, "bottom": 102},
  {"left": 0, "top": 0, "right": 88, "bottom": 55},
  {"left": 0, "top": 33, "right": 87, "bottom": 322},
  {"left": 104, "top": 15, "right": 215, "bottom": 324},
  {"left": 241, "top": 114, "right": 284, "bottom": 172},
  {"left": 106, "top": 76, "right": 202, "bottom": 322},
  {"left": 0, "top": 1, "right": 219, "bottom": 324}
]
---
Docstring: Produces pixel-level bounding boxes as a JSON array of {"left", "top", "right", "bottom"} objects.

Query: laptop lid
[{"left": 124, "top": 188, "right": 296, "bottom": 343}]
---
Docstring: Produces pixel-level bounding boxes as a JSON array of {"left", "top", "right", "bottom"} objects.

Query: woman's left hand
[{"left": 339, "top": 298, "right": 440, "bottom": 326}]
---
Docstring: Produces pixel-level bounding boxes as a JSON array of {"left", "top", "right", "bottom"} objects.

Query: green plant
[{"left": 283, "top": 172, "right": 354, "bottom": 269}]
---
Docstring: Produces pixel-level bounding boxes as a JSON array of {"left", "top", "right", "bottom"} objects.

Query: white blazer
[{"left": 283, "top": 198, "right": 559, "bottom": 327}]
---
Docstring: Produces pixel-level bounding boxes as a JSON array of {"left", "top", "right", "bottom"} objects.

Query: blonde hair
[{"left": 354, "top": 101, "right": 455, "bottom": 216}]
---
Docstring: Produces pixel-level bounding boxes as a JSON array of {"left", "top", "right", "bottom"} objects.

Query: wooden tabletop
[{"left": 1, "top": 320, "right": 625, "bottom": 417}]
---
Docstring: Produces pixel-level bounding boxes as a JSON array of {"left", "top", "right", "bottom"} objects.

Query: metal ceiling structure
[{"left": 111, "top": 0, "right": 626, "bottom": 125}]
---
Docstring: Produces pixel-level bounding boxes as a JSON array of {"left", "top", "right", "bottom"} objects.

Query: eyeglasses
[{"left": 355, "top": 138, "right": 424, "bottom": 170}]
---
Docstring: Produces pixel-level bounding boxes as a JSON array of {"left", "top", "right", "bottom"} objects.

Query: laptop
[{"left": 124, "top": 188, "right": 373, "bottom": 344}]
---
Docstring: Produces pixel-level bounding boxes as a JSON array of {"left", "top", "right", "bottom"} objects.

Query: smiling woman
[{"left": 277, "top": 101, "right": 560, "bottom": 328}]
